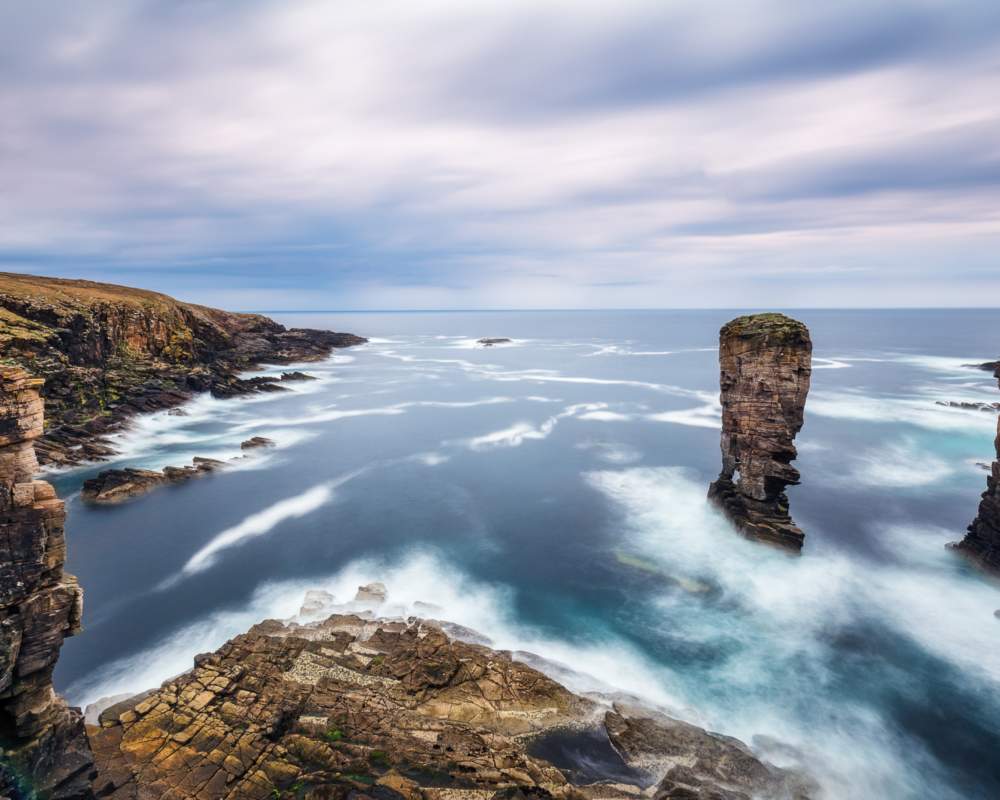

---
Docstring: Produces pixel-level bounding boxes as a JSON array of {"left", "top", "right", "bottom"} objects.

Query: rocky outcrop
[
  {"left": 0, "top": 272, "right": 365, "bottom": 466},
  {"left": 0, "top": 367, "right": 94, "bottom": 798},
  {"left": 89, "top": 603, "right": 811, "bottom": 800},
  {"left": 707, "top": 314, "right": 812, "bottom": 549},
  {"left": 80, "top": 458, "right": 227, "bottom": 505},
  {"left": 241, "top": 437, "right": 276, "bottom": 450},
  {"left": 477, "top": 338, "right": 512, "bottom": 347},
  {"left": 952, "top": 363, "right": 1000, "bottom": 572}
]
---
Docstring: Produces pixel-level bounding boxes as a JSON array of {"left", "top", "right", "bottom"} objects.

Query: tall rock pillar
[
  {"left": 0, "top": 367, "right": 94, "bottom": 798},
  {"left": 707, "top": 314, "right": 812, "bottom": 549},
  {"left": 953, "top": 365, "right": 1000, "bottom": 571}
]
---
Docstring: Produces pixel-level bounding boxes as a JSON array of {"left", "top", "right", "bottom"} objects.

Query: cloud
[{"left": 3, "top": 1, "right": 1000, "bottom": 307}]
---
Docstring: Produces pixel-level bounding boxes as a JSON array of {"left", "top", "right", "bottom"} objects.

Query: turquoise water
[{"left": 53, "top": 309, "right": 1000, "bottom": 798}]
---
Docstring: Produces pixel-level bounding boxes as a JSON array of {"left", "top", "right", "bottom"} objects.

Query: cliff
[
  {"left": 707, "top": 313, "right": 812, "bottom": 549},
  {"left": 953, "top": 363, "right": 1000, "bottom": 572},
  {"left": 89, "top": 593, "right": 814, "bottom": 800},
  {"left": 0, "top": 273, "right": 365, "bottom": 466},
  {"left": 0, "top": 367, "right": 95, "bottom": 798}
]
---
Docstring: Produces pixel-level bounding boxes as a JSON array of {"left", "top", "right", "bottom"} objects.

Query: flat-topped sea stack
[
  {"left": 953, "top": 362, "right": 1000, "bottom": 572},
  {"left": 0, "top": 367, "right": 95, "bottom": 797},
  {"left": 708, "top": 313, "right": 812, "bottom": 549}
]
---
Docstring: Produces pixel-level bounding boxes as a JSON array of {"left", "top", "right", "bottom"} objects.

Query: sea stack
[
  {"left": 707, "top": 313, "right": 812, "bottom": 549},
  {"left": 0, "top": 367, "right": 94, "bottom": 797},
  {"left": 952, "top": 363, "right": 1000, "bottom": 572}
]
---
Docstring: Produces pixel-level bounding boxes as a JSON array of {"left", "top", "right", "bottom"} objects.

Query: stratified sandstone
[
  {"left": 90, "top": 609, "right": 811, "bottom": 800},
  {"left": 953, "top": 363, "right": 1000, "bottom": 572},
  {"left": 708, "top": 314, "right": 812, "bottom": 549},
  {"left": 0, "top": 272, "right": 365, "bottom": 466},
  {"left": 0, "top": 367, "right": 94, "bottom": 798}
]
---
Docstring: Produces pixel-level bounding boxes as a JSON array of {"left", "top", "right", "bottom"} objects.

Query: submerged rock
[
  {"left": 478, "top": 337, "right": 512, "bottom": 347},
  {"left": 89, "top": 608, "right": 811, "bottom": 800},
  {"left": 0, "top": 367, "right": 95, "bottom": 798},
  {"left": 707, "top": 313, "right": 812, "bottom": 549},
  {"left": 951, "top": 362, "right": 1000, "bottom": 572}
]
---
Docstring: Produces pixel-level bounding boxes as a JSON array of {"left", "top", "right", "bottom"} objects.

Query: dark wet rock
[
  {"left": 952, "top": 362, "right": 1000, "bottom": 573},
  {"left": 89, "top": 610, "right": 813, "bottom": 800},
  {"left": 241, "top": 436, "right": 276, "bottom": 450},
  {"left": 0, "top": 272, "right": 365, "bottom": 466},
  {"left": 935, "top": 400, "right": 1000, "bottom": 412},
  {"left": 280, "top": 371, "right": 317, "bottom": 381},
  {"left": 81, "top": 458, "right": 227, "bottom": 504},
  {"left": 970, "top": 361, "right": 1000, "bottom": 373},
  {"left": 606, "top": 706, "right": 814, "bottom": 800},
  {"left": 478, "top": 338, "right": 512, "bottom": 347},
  {"left": 707, "top": 313, "right": 812, "bottom": 550},
  {"left": 0, "top": 367, "right": 95, "bottom": 798}
]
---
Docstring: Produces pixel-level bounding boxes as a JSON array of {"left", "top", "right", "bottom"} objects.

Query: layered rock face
[
  {"left": 0, "top": 272, "right": 365, "bottom": 466},
  {"left": 954, "top": 364, "right": 1000, "bottom": 571},
  {"left": 0, "top": 367, "right": 94, "bottom": 798},
  {"left": 708, "top": 314, "right": 812, "bottom": 549},
  {"left": 90, "top": 606, "right": 812, "bottom": 800}
]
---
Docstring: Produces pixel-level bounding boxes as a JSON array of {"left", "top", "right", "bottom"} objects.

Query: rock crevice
[{"left": 707, "top": 313, "right": 812, "bottom": 549}]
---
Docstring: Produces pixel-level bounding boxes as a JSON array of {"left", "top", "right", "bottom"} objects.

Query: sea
[{"left": 50, "top": 309, "right": 1000, "bottom": 799}]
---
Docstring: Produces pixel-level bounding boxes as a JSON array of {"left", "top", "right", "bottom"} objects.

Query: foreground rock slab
[
  {"left": 0, "top": 367, "right": 95, "bottom": 798},
  {"left": 89, "top": 610, "right": 812, "bottom": 800},
  {"left": 707, "top": 313, "right": 812, "bottom": 549}
]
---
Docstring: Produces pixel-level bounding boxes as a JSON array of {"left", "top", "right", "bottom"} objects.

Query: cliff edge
[
  {"left": 953, "top": 363, "right": 1000, "bottom": 572},
  {"left": 707, "top": 313, "right": 812, "bottom": 549},
  {"left": 0, "top": 272, "right": 365, "bottom": 466},
  {"left": 0, "top": 367, "right": 95, "bottom": 798}
]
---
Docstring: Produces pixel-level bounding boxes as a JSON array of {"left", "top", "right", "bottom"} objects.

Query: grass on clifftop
[{"left": 721, "top": 312, "right": 810, "bottom": 343}]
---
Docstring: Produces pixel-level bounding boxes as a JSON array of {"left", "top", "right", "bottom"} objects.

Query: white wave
[
  {"left": 812, "top": 358, "right": 851, "bottom": 369},
  {"left": 809, "top": 390, "right": 997, "bottom": 433},
  {"left": 459, "top": 403, "right": 606, "bottom": 450},
  {"left": 839, "top": 438, "right": 957, "bottom": 489},
  {"left": 586, "top": 465, "right": 1000, "bottom": 798},
  {"left": 172, "top": 482, "right": 339, "bottom": 580},
  {"left": 578, "top": 410, "right": 632, "bottom": 422},
  {"left": 69, "top": 551, "right": 680, "bottom": 719}
]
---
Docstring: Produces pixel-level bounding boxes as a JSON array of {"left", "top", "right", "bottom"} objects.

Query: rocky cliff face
[
  {"left": 0, "top": 367, "right": 95, "bottom": 799},
  {"left": 89, "top": 596, "right": 813, "bottom": 800},
  {"left": 953, "top": 364, "right": 1000, "bottom": 572},
  {"left": 707, "top": 314, "right": 812, "bottom": 549},
  {"left": 0, "top": 273, "right": 365, "bottom": 466}
]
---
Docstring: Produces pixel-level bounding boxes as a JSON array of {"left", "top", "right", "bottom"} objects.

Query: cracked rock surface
[{"left": 89, "top": 610, "right": 813, "bottom": 800}]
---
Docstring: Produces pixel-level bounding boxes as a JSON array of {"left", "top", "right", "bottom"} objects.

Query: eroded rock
[
  {"left": 81, "top": 458, "right": 227, "bottom": 504},
  {"left": 89, "top": 606, "right": 811, "bottom": 800},
  {"left": 707, "top": 314, "right": 812, "bottom": 549},
  {"left": 952, "top": 362, "right": 1000, "bottom": 572},
  {"left": 0, "top": 366, "right": 95, "bottom": 798}
]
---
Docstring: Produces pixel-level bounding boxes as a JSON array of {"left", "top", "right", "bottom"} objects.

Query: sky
[{"left": 3, "top": 0, "right": 1000, "bottom": 310}]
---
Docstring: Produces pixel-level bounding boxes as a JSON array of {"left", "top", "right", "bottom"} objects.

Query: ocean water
[{"left": 51, "top": 309, "right": 1000, "bottom": 799}]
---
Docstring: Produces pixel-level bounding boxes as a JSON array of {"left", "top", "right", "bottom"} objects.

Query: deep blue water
[{"left": 52, "top": 309, "right": 1000, "bottom": 799}]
